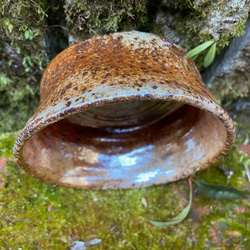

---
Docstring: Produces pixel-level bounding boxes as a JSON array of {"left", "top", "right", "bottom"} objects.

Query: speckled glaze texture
[{"left": 14, "top": 31, "right": 235, "bottom": 189}]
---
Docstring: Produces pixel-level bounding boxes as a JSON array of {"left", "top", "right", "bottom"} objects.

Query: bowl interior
[{"left": 22, "top": 100, "right": 227, "bottom": 189}]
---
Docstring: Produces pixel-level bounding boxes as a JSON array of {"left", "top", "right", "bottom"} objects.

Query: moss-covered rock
[
  {"left": 201, "top": 19, "right": 250, "bottom": 143},
  {"left": 153, "top": 0, "right": 249, "bottom": 70},
  {"left": 225, "top": 98, "right": 250, "bottom": 144},
  {"left": 0, "top": 0, "right": 49, "bottom": 133},
  {"left": 202, "top": 18, "right": 250, "bottom": 101},
  {"left": 64, "top": 0, "right": 148, "bottom": 44},
  {"left": 152, "top": 1, "right": 250, "bottom": 142}
]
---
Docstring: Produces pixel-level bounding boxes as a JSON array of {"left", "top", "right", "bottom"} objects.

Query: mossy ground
[{"left": 0, "top": 143, "right": 249, "bottom": 249}]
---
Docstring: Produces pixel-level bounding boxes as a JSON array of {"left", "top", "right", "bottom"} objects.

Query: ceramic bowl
[{"left": 14, "top": 31, "right": 235, "bottom": 189}]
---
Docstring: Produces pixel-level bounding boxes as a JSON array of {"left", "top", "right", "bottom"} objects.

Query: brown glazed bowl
[{"left": 14, "top": 31, "right": 235, "bottom": 189}]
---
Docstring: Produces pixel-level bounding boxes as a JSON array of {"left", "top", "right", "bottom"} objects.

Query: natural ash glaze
[{"left": 14, "top": 31, "right": 235, "bottom": 189}]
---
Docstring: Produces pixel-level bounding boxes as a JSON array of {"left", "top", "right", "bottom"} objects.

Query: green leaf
[
  {"left": 149, "top": 179, "right": 193, "bottom": 227},
  {"left": 26, "top": 56, "right": 34, "bottom": 67},
  {"left": 24, "top": 30, "right": 30, "bottom": 39},
  {"left": 28, "top": 30, "right": 34, "bottom": 40},
  {"left": 193, "top": 180, "right": 246, "bottom": 200},
  {"left": 188, "top": 40, "right": 215, "bottom": 59},
  {"left": 25, "top": 85, "right": 35, "bottom": 96},
  {"left": 24, "top": 29, "right": 34, "bottom": 40},
  {"left": 203, "top": 42, "right": 217, "bottom": 68},
  {"left": 25, "top": 67, "right": 30, "bottom": 72}
]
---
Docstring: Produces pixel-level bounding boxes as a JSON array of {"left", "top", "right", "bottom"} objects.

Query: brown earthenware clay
[{"left": 14, "top": 31, "right": 235, "bottom": 189}]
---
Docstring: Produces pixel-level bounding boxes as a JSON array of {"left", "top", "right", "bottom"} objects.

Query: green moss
[
  {"left": 64, "top": 0, "right": 147, "bottom": 42},
  {"left": 0, "top": 0, "right": 48, "bottom": 44},
  {"left": 0, "top": 145, "right": 249, "bottom": 248},
  {"left": 212, "top": 79, "right": 250, "bottom": 102},
  {"left": 0, "top": 132, "right": 16, "bottom": 158},
  {"left": 195, "top": 145, "right": 250, "bottom": 189},
  {"left": 0, "top": 0, "right": 49, "bottom": 133},
  {"left": 0, "top": 73, "right": 40, "bottom": 133}
]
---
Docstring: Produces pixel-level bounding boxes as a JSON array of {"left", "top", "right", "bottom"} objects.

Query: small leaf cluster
[
  {"left": 0, "top": 0, "right": 48, "bottom": 44},
  {"left": 22, "top": 56, "right": 34, "bottom": 72},
  {"left": 24, "top": 29, "right": 39, "bottom": 40},
  {"left": 188, "top": 40, "right": 217, "bottom": 68}
]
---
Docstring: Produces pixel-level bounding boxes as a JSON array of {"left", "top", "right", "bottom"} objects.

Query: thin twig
[{"left": 48, "top": 25, "right": 68, "bottom": 31}]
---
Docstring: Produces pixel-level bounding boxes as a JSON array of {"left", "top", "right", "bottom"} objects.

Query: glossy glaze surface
[{"left": 14, "top": 31, "right": 235, "bottom": 189}]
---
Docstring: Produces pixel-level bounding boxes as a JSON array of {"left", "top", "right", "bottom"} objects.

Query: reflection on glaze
[
  {"left": 76, "top": 147, "right": 98, "bottom": 164},
  {"left": 184, "top": 138, "right": 195, "bottom": 153},
  {"left": 135, "top": 170, "right": 160, "bottom": 183},
  {"left": 60, "top": 167, "right": 90, "bottom": 186}
]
